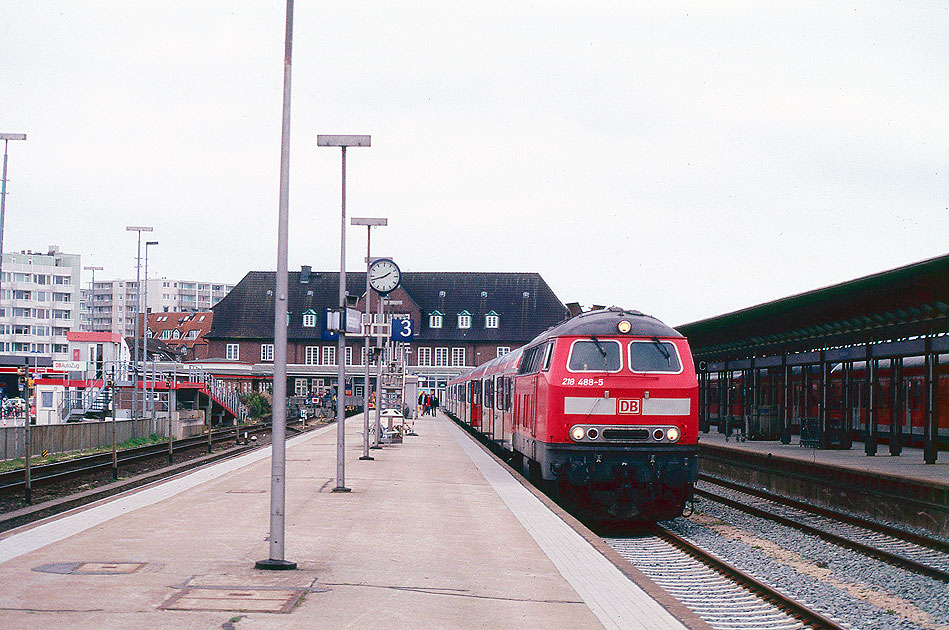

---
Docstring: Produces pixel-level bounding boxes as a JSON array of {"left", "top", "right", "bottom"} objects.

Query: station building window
[
  {"left": 294, "top": 378, "right": 308, "bottom": 396},
  {"left": 321, "top": 346, "right": 336, "bottom": 365},
  {"left": 261, "top": 344, "right": 274, "bottom": 361},
  {"left": 451, "top": 347, "right": 466, "bottom": 366},
  {"left": 457, "top": 310, "right": 471, "bottom": 329},
  {"left": 434, "top": 347, "right": 449, "bottom": 367},
  {"left": 226, "top": 343, "right": 240, "bottom": 360},
  {"left": 302, "top": 310, "right": 316, "bottom": 328},
  {"left": 417, "top": 347, "right": 432, "bottom": 366},
  {"left": 429, "top": 311, "right": 443, "bottom": 328},
  {"left": 305, "top": 346, "right": 318, "bottom": 365},
  {"left": 346, "top": 347, "right": 353, "bottom": 365},
  {"left": 496, "top": 346, "right": 510, "bottom": 357},
  {"left": 485, "top": 311, "right": 499, "bottom": 328}
]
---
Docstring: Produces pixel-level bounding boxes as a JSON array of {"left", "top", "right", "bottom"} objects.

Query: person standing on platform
[{"left": 431, "top": 395, "right": 439, "bottom": 416}]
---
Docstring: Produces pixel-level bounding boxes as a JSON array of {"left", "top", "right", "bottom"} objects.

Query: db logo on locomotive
[{"left": 618, "top": 398, "right": 642, "bottom": 414}]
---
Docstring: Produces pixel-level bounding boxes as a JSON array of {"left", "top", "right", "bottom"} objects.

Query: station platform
[
  {"left": 0, "top": 412, "right": 705, "bottom": 630},
  {"left": 698, "top": 430, "right": 948, "bottom": 487}
]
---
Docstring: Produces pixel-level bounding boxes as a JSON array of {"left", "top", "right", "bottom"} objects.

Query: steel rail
[
  {"left": 698, "top": 472, "right": 949, "bottom": 553},
  {"left": 696, "top": 480, "right": 949, "bottom": 583},
  {"left": 656, "top": 525, "right": 847, "bottom": 630}
]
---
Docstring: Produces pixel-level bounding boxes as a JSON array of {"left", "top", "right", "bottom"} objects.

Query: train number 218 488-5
[{"left": 561, "top": 377, "right": 604, "bottom": 387}]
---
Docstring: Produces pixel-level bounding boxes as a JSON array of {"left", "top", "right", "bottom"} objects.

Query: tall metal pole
[
  {"left": 145, "top": 241, "right": 157, "bottom": 423},
  {"left": 84, "top": 265, "right": 103, "bottom": 332},
  {"left": 360, "top": 229, "right": 374, "bottom": 461},
  {"left": 0, "top": 133, "right": 27, "bottom": 301},
  {"left": 256, "top": 0, "right": 296, "bottom": 571},
  {"left": 373, "top": 296, "right": 384, "bottom": 447},
  {"left": 126, "top": 226, "right": 152, "bottom": 419},
  {"left": 334, "top": 145, "right": 350, "bottom": 493}
]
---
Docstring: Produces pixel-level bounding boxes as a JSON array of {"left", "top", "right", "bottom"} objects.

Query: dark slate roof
[
  {"left": 208, "top": 270, "right": 568, "bottom": 343},
  {"left": 677, "top": 253, "right": 949, "bottom": 360}
]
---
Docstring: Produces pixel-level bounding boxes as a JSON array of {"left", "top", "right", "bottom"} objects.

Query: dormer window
[
  {"left": 457, "top": 310, "right": 472, "bottom": 329},
  {"left": 303, "top": 309, "right": 317, "bottom": 328},
  {"left": 429, "top": 310, "right": 443, "bottom": 329},
  {"left": 172, "top": 329, "right": 181, "bottom": 340},
  {"left": 485, "top": 311, "right": 499, "bottom": 329}
]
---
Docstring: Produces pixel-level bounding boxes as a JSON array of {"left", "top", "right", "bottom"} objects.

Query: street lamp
[
  {"left": 256, "top": 0, "right": 296, "bottom": 573},
  {"left": 145, "top": 241, "right": 158, "bottom": 423},
  {"left": 0, "top": 132, "right": 27, "bottom": 299},
  {"left": 126, "top": 225, "right": 153, "bottom": 419},
  {"left": 84, "top": 265, "right": 103, "bottom": 332},
  {"left": 351, "top": 217, "right": 387, "bottom": 461},
  {"left": 318, "top": 134, "right": 371, "bottom": 494}
]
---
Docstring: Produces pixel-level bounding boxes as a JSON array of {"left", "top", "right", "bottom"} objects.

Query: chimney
[{"left": 565, "top": 302, "right": 582, "bottom": 317}]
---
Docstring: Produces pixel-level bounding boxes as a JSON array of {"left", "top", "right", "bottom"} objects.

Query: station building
[{"left": 203, "top": 268, "right": 567, "bottom": 399}]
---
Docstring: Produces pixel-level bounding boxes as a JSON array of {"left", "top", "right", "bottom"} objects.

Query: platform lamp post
[
  {"left": 318, "top": 134, "right": 371, "bottom": 494},
  {"left": 256, "top": 0, "right": 296, "bottom": 572},
  {"left": 144, "top": 240, "right": 158, "bottom": 426},
  {"left": 352, "top": 217, "right": 387, "bottom": 461},
  {"left": 126, "top": 226, "right": 153, "bottom": 420},
  {"left": 0, "top": 133, "right": 27, "bottom": 299}
]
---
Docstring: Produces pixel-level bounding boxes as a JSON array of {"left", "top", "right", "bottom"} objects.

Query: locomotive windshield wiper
[
  {"left": 652, "top": 337, "right": 671, "bottom": 365},
  {"left": 590, "top": 335, "right": 607, "bottom": 357}
]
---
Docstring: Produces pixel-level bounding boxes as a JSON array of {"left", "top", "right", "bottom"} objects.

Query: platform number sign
[
  {"left": 618, "top": 398, "right": 642, "bottom": 415},
  {"left": 391, "top": 318, "right": 414, "bottom": 341}
]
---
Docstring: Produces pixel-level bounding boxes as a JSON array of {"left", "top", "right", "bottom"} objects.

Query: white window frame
[
  {"left": 417, "top": 347, "right": 432, "bottom": 366},
  {"left": 302, "top": 312, "right": 316, "bottom": 328},
  {"left": 434, "top": 347, "right": 449, "bottom": 367},
  {"left": 226, "top": 343, "right": 240, "bottom": 360},
  {"left": 496, "top": 346, "right": 511, "bottom": 357},
  {"left": 451, "top": 347, "right": 466, "bottom": 366},
  {"left": 346, "top": 346, "right": 353, "bottom": 365},
  {"left": 429, "top": 313, "right": 443, "bottom": 328},
  {"left": 457, "top": 312, "right": 471, "bottom": 329},
  {"left": 305, "top": 346, "right": 319, "bottom": 365},
  {"left": 322, "top": 345, "right": 336, "bottom": 365},
  {"left": 485, "top": 313, "right": 499, "bottom": 328},
  {"left": 261, "top": 344, "right": 274, "bottom": 361},
  {"left": 294, "top": 378, "right": 308, "bottom": 396}
]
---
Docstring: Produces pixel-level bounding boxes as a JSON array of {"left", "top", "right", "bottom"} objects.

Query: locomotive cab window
[
  {"left": 628, "top": 340, "right": 682, "bottom": 373},
  {"left": 567, "top": 339, "right": 621, "bottom": 372}
]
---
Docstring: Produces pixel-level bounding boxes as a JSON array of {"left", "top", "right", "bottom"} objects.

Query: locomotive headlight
[
  {"left": 570, "top": 426, "right": 585, "bottom": 441},
  {"left": 666, "top": 427, "right": 680, "bottom": 442},
  {"left": 617, "top": 320, "right": 631, "bottom": 334}
]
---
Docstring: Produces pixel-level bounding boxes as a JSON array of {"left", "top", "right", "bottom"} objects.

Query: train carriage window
[
  {"left": 484, "top": 378, "right": 493, "bottom": 408},
  {"left": 495, "top": 377, "right": 504, "bottom": 410},
  {"left": 518, "top": 343, "right": 547, "bottom": 375},
  {"left": 628, "top": 340, "right": 682, "bottom": 373},
  {"left": 567, "top": 339, "right": 621, "bottom": 372},
  {"left": 542, "top": 342, "right": 554, "bottom": 371}
]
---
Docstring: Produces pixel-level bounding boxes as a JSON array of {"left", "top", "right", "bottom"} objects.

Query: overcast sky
[{"left": 1, "top": 2, "right": 946, "bottom": 326}]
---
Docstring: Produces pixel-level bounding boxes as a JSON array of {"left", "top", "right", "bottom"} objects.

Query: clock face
[{"left": 368, "top": 259, "right": 401, "bottom": 294}]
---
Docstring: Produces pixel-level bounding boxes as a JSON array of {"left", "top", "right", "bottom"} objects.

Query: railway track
[
  {"left": 0, "top": 423, "right": 277, "bottom": 494},
  {"left": 696, "top": 475, "right": 949, "bottom": 583},
  {"left": 606, "top": 527, "right": 846, "bottom": 630}
]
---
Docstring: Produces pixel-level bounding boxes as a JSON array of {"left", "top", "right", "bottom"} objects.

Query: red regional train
[
  {"left": 706, "top": 358, "right": 949, "bottom": 448},
  {"left": 447, "top": 307, "right": 699, "bottom": 521}
]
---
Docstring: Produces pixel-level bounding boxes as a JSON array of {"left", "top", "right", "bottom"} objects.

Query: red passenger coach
[{"left": 449, "top": 307, "right": 699, "bottom": 521}]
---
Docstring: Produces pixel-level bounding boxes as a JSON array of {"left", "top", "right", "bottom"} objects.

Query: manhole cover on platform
[
  {"left": 160, "top": 587, "right": 302, "bottom": 613},
  {"left": 33, "top": 562, "right": 146, "bottom": 575}
]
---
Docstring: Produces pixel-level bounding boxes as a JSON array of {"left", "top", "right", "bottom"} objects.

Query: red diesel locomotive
[{"left": 447, "top": 307, "right": 699, "bottom": 521}]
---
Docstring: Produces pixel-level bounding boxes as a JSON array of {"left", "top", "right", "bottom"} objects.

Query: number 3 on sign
[{"left": 392, "top": 318, "right": 414, "bottom": 341}]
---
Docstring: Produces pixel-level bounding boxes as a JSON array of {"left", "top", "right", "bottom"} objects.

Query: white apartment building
[
  {"left": 0, "top": 246, "right": 81, "bottom": 361},
  {"left": 80, "top": 277, "right": 233, "bottom": 335}
]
